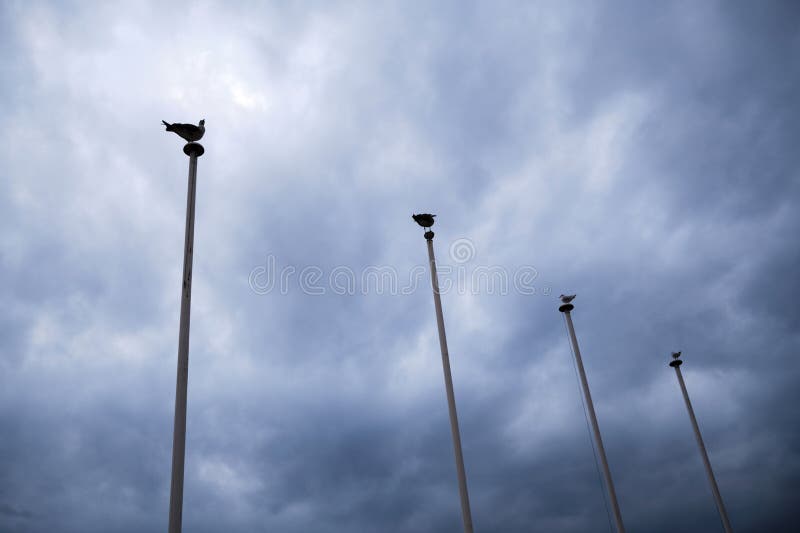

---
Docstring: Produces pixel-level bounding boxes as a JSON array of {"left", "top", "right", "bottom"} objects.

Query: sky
[{"left": 1, "top": 1, "right": 799, "bottom": 532}]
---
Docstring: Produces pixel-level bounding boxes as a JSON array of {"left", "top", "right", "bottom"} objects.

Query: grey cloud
[{"left": 1, "top": 1, "right": 799, "bottom": 532}]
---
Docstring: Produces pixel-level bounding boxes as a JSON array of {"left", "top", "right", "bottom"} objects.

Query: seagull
[
  {"left": 559, "top": 294, "right": 576, "bottom": 303},
  {"left": 162, "top": 119, "right": 205, "bottom": 142},
  {"left": 412, "top": 213, "right": 436, "bottom": 228},
  {"left": 672, "top": 351, "right": 682, "bottom": 359}
]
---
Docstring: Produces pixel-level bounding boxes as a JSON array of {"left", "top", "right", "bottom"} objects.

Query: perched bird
[
  {"left": 412, "top": 213, "right": 436, "bottom": 228},
  {"left": 162, "top": 119, "right": 205, "bottom": 142},
  {"left": 559, "top": 294, "right": 576, "bottom": 303},
  {"left": 672, "top": 351, "right": 682, "bottom": 359}
]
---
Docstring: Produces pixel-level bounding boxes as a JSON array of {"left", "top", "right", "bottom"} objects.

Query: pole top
[
  {"left": 412, "top": 213, "right": 436, "bottom": 240},
  {"left": 669, "top": 359, "right": 683, "bottom": 367},
  {"left": 183, "top": 142, "right": 204, "bottom": 157},
  {"left": 558, "top": 294, "right": 576, "bottom": 313}
]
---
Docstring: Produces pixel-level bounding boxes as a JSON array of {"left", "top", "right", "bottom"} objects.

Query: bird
[
  {"left": 559, "top": 294, "right": 576, "bottom": 303},
  {"left": 162, "top": 119, "right": 205, "bottom": 142},
  {"left": 412, "top": 213, "right": 436, "bottom": 228},
  {"left": 672, "top": 351, "right": 682, "bottom": 359}
]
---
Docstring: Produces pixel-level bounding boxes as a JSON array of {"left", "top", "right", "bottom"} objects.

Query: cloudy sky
[{"left": 1, "top": 1, "right": 799, "bottom": 532}]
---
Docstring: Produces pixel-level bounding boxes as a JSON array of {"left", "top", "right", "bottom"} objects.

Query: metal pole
[
  {"left": 425, "top": 229, "right": 474, "bottom": 533},
  {"left": 670, "top": 357, "right": 733, "bottom": 533},
  {"left": 168, "top": 142, "right": 204, "bottom": 533},
  {"left": 559, "top": 301, "right": 625, "bottom": 533}
]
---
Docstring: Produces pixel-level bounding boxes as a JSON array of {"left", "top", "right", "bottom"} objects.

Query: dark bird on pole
[
  {"left": 672, "top": 351, "right": 682, "bottom": 359},
  {"left": 162, "top": 119, "right": 205, "bottom": 142},
  {"left": 412, "top": 213, "right": 436, "bottom": 228},
  {"left": 559, "top": 294, "right": 576, "bottom": 303}
]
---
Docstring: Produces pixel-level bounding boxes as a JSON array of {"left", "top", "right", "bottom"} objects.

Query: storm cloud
[{"left": 1, "top": 1, "right": 798, "bottom": 532}]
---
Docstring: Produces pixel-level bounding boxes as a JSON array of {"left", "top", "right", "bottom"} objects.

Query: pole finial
[
  {"left": 669, "top": 351, "right": 683, "bottom": 367},
  {"left": 558, "top": 293, "right": 576, "bottom": 313},
  {"left": 183, "top": 142, "right": 205, "bottom": 157}
]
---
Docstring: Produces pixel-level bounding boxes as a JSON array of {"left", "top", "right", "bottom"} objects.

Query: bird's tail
[{"left": 161, "top": 120, "right": 172, "bottom": 130}]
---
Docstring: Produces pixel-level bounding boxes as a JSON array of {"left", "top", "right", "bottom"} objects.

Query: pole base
[
  {"left": 183, "top": 142, "right": 204, "bottom": 157},
  {"left": 558, "top": 303, "right": 574, "bottom": 313}
]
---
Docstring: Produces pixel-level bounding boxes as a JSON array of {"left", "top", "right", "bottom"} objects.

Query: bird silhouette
[
  {"left": 162, "top": 119, "right": 205, "bottom": 142},
  {"left": 412, "top": 213, "right": 436, "bottom": 228},
  {"left": 559, "top": 294, "right": 576, "bottom": 303},
  {"left": 672, "top": 351, "right": 682, "bottom": 359}
]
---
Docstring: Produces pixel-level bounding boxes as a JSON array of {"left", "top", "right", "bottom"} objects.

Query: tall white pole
[
  {"left": 424, "top": 228, "right": 474, "bottom": 533},
  {"left": 669, "top": 356, "right": 733, "bottom": 533},
  {"left": 168, "top": 141, "right": 204, "bottom": 533},
  {"left": 559, "top": 300, "right": 625, "bottom": 533}
]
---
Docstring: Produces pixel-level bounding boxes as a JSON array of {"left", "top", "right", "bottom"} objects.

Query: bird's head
[{"left": 199, "top": 119, "right": 205, "bottom": 126}]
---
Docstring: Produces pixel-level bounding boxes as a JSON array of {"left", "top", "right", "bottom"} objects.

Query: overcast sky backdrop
[{"left": 1, "top": 1, "right": 799, "bottom": 532}]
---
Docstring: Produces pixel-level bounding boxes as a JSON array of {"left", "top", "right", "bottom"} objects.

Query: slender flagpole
[
  {"left": 669, "top": 353, "right": 733, "bottom": 533},
  {"left": 559, "top": 298, "right": 625, "bottom": 533},
  {"left": 168, "top": 141, "right": 204, "bottom": 533},
  {"left": 417, "top": 219, "right": 474, "bottom": 533}
]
